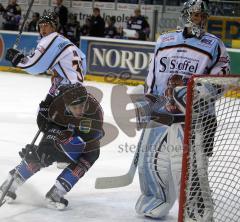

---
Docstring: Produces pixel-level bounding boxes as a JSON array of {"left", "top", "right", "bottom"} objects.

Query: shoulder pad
[
  {"left": 160, "top": 29, "right": 178, "bottom": 35},
  {"left": 203, "top": 32, "right": 220, "bottom": 41}
]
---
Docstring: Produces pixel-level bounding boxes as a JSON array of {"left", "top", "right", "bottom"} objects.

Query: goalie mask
[{"left": 181, "top": 0, "right": 210, "bottom": 38}]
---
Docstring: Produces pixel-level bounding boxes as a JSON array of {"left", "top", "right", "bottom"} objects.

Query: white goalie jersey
[
  {"left": 135, "top": 29, "right": 231, "bottom": 219},
  {"left": 146, "top": 30, "right": 230, "bottom": 96}
]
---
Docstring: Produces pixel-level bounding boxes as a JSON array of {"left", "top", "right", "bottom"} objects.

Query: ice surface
[{"left": 0, "top": 72, "right": 178, "bottom": 222}]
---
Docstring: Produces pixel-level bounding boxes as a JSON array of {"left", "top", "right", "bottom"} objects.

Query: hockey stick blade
[
  {"left": 0, "top": 199, "right": 6, "bottom": 207},
  {"left": 95, "top": 133, "right": 141, "bottom": 189},
  {"left": 95, "top": 160, "right": 137, "bottom": 189}
]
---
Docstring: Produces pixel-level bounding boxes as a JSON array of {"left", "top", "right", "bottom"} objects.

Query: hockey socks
[
  {"left": 45, "top": 159, "right": 91, "bottom": 210},
  {"left": 15, "top": 160, "right": 40, "bottom": 182},
  {"left": 56, "top": 158, "right": 91, "bottom": 192}
]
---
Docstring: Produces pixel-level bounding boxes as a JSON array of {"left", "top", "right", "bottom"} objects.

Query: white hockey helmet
[{"left": 181, "top": 0, "right": 210, "bottom": 37}]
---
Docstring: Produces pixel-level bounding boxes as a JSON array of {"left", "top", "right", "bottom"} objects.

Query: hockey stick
[
  {"left": 95, "top": 128, "right": 145, "bottom": 189},
  {"left": 94, "top": 96, "right": 170, "bottom": 189},
  {"left": 13, "top": 0, "right": 35, "bottom": 49},
  {"left": 0, "top": 129, "right": 41, "bottom": 207}
]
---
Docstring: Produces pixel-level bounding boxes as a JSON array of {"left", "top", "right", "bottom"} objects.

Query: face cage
[
  {"left": 182, "top": 10, "right": 208, "bottom": 38},
  {"left": 38, "top": 21, "right": 57, "bottom": 31}
]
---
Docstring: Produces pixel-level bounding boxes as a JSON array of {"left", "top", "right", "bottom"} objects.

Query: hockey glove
[
  {"left": 5, "top": 48, "right": 24, "bottom": 67},
  {"left": 19, "top": 144, "right": 54, "bottom": 168}
]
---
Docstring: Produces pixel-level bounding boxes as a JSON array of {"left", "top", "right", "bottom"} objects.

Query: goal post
[{"left": 178, "top": 75, "right": 240, "bottom": 222}]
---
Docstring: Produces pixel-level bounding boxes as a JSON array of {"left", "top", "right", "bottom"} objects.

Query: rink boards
[{"left": 0, "top": 31, "right": 240, "bottom": 85}]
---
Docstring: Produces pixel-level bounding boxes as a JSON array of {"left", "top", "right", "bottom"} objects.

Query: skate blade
[
  {"left": 0, "top": 199, "right": 6, "bottom": 207},
  {"left": 46, "top": 198, "right": 66, "bottom": 211},
  {"left": 0, "top": 197, "right": 14, "bottom": 206},
  {"left": 4, "top": 196, "right": 15, "bottom": 204}
]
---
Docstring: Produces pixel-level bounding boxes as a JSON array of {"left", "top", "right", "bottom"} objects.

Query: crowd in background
[
  {"left": 0, "top": 0, "right": 150, "bottom": 46},
  {"left": 0, "top": 0, "right": 239, "bottom": 46},
  {"left": 0, "top": 0, "right": 21, "bottom": 31}
]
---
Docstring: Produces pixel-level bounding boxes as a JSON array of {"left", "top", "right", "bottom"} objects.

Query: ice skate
[
  {"left": 0, "top": 170, "right": 23, "bottom": 204},
  {"left": 45, "top": 185, "right": 68, "bottom": 210}
]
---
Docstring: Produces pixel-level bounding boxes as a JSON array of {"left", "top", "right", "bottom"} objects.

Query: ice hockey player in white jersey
[
  {"left": 135, "top": 0, "right": 230, "bottom": 221},
  {"left": 5, "top": 10, "right": 88, "bottom": 151},
  {"left": 5, "top": 10, "right": 86, "bottom": 91}
]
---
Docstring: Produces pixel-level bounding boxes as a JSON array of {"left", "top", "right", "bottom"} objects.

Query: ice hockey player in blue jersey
[
  {"left": 0, "top": 83, "right": 104, "bottom": 210},
  {"left": 135, "top": 0, "right": 230, "bottom": 221}
]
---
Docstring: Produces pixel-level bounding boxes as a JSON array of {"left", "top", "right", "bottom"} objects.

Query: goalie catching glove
[
  {"left": 133, "top": 81, "right": 220, "bottom": 128},
  {"left": 173, "top": 82, "right": 222, "bottom": 115},
  {"left": 132, "top": 93, "right": 185, "bottom": 128}
]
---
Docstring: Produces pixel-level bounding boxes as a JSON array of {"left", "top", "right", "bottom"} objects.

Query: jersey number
[{"left": 72, "top": 60, "right": 84, "bottom": 82}]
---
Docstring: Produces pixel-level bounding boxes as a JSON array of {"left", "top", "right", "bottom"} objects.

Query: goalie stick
[
  {"left": 95, "top": 128, "right": 144, "bottom": 189},
  {"left": 0, "top": 129, "right": 42, "bottom": 207},
  {"left": 94, "top": 112, "right": 185, "bottom": 189},
  {"left": 95, "top": 95, "right": 185, "bottom": 189}
]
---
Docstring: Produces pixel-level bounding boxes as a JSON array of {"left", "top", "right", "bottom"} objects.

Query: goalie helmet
[
  {"left": 38, "top": 11, "right": 58, "bottom": 29},
  {"left": 181, "top": 0, "right": 210, "bottom": 38}
]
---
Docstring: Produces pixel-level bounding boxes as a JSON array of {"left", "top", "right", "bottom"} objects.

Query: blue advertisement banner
[
  {"left": 80, "top": 37, "right": 155, "bottom": 81},
  {"left": 0, "top": 34, "right": 239, "bottom": 79},
  {"left": 0, "top": 31, "right": 39, "bottom": 66}
]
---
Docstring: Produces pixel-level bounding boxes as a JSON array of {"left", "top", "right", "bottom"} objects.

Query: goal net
[{"left": 178, "top": 76, "right": 240, "bottom": 222}]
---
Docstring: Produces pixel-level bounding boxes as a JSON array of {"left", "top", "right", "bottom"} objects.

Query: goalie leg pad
[
  {"left": 168, "top": 123, "right": 184, "bottom": 195},
  {"left": 135, "top": 121, "right": 177, "bottom": 218}
]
